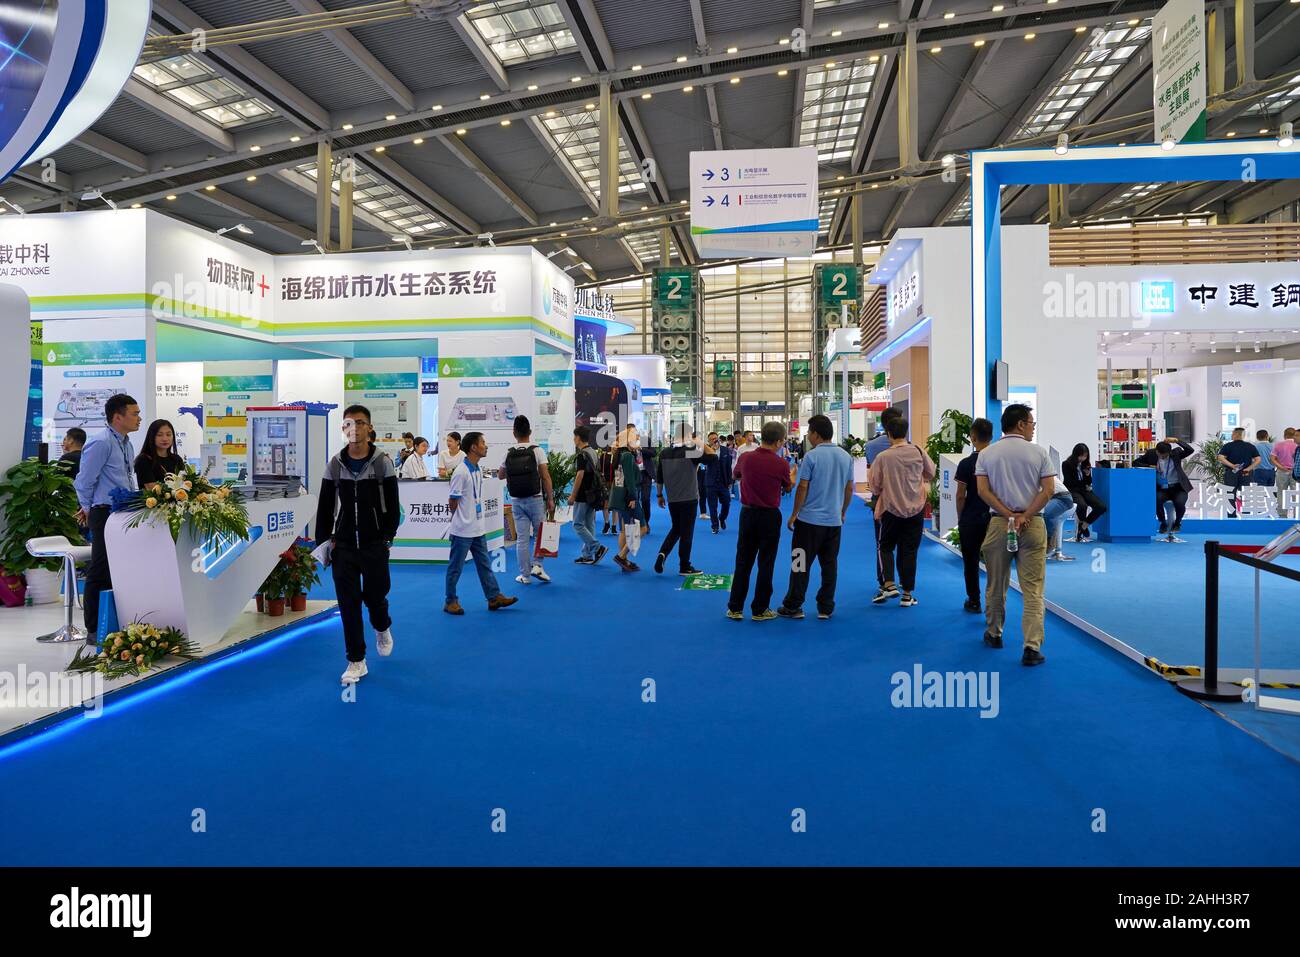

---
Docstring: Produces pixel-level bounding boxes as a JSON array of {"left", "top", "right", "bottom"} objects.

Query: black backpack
[
  {"left": 505, "top": 445, "right": 542, "bottom": 498},
  {"left": 580, "top": 448, "right": 607, "bottom": 505}
]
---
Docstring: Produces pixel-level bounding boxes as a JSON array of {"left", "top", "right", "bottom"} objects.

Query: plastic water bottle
[{"left": 1006, "top": 523, "right": 1019, "bottom": 553}]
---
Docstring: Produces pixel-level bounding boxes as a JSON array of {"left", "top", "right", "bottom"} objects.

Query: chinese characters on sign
[
  {"left": 407, "top": 502, "right": 453, "bottom": 518},
  {"left": 0, "top": 243, "right": 50, "bottom": 265},
  {"left": 891, "top": 272, "right": 919, "bottom": 318},
  {"left": 207, "top": 257, "right": 255, "bottom": 294},
  {"left": 280, "top": 269, "right": 497, "bottom": 301},
  {"left": 1185, "top": 281, "right": 1300, "bottom": 310},
  {"left": 574, "top": 286, "right": 616, "bottom": 320}
]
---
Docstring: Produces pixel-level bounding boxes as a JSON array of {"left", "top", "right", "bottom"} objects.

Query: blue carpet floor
[{"left": 1, "top": 498, "right": 1298, "bottom": 866}]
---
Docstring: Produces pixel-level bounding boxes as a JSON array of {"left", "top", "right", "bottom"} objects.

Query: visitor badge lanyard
[
  {"left": 472, "top": 467, "right": 482, "bottom": 517},
  {"left": 121, "top": 434, "right": 136, "bottom": 491}
]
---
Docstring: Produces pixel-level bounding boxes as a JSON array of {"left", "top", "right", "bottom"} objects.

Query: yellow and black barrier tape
[{"left": 1142, "top": 656, "right": 1300, "bottom": 688}]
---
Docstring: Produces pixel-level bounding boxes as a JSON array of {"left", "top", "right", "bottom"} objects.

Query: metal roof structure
[{"left": 3, "top": 0, "right": 1297, "bottom": 282}]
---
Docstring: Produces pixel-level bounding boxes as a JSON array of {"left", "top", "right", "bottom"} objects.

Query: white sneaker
[
  {"left": 341, "top": 660, "right": 368, "bottom": 684},
  {"left": 515, "top": 574, "right": 532, "bottom": 584},
  {"left": 375, "top": 628, "right": 393, "bottom": 656},
  {"left": 531, "top": 565, "right": 551, "bottom": 583}
]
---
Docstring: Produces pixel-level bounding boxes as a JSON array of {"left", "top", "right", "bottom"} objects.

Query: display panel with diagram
[
  {"left": 450, "top": 396, "right": 516, "bottom": 429},
  {"left": 247, "top": 407, "right": 306, "bottom": 484}
]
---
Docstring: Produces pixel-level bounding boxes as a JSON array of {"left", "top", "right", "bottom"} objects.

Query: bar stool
[{"left": 26, "top": 536, "right": 94, "bottom": 643}]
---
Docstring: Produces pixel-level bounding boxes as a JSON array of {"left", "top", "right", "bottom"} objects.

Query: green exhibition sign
[
  {"left": 654, "top": 268, "right": 694, "bottom": 306},
  {"left": 874, "top": 371, "right": 887, "bottom": 389},
  {"left": 683, "top": 574, "right": 732, "bottom": 590},
  {"left": 714, "top": 360, "right": 735, "bottom": 380},
  {"left": 819, "top": 265, "right": 860, "bottom": 305},
  {"left": 790, "top": 359, "right": 811, "bottom": 381}
]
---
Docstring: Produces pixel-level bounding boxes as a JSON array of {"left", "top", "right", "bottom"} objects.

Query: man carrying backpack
[
  {"left": 505, "top": 415, "right": 554, "bottom": 584},
  {"left": 568, "top": 425, "right": 608, "bottom": 565}
]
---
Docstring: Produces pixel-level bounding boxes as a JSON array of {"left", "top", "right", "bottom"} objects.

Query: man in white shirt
[
  {"left": 444, "top": 431, "right": 518, "bottom": 615},
  {"left": 975, "top": 404, "right": 1055, "bottom": 666},
  {"left": 504, "top": 415, "right": 554, "bottom": 585}
]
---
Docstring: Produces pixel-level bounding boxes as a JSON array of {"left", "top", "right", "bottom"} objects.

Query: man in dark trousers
[
  {"left": 655, "top": 422, "right": 716, "bottom": 575},
  {"left": 315, "top": 404, "right": 400, "bottom": 685},
  {"left": 1133, "top": 437, "right": 1195, "bottom": 531},
  {"left": 954, "top": 417, "right": 993, "bottom": 613},
  {"left": 1216, "top": 428, "right": 1261, "bottom": 518},
  {"left": 73, "top": 396, "right": 141, "bottom": 639},
  {"left": 726, "top": 421, "right": 793, "bottom": 621}
]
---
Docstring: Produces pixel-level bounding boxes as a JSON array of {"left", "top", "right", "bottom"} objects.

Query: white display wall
[
  {"left": 155, "top": 361, "right": 203, "bottom": 462},
  {"left": 343, "top": 357, "right": 421, "bottom": 460},
  {"left": 277, "top": 358, "right": 345, "bottom": 459}
]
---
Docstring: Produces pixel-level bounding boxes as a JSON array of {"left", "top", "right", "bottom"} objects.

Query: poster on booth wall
[
  {"left": 203, "top": 361, "right": 273, "bottom": 482},
  {"left": 24, "top": 320, "right": 42, "bottom": 460},
  {"left": 437, "top": 355, "right": 533, "bottom": 470},
  {"left": 343, "top": 360, "right": 420, "bottom": 461},
  {"left": 534, "top": 351, "right": 574, "bottom": 453},
  {"left": 155, "top": 362, "right": 203, "bottom": 464},
  {"left": 41, "top": 317, "right": 149, "bottom": 449}
]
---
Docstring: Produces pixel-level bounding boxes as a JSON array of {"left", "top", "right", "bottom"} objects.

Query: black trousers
[
  {"left": 705, "top": 487, "right": 731, "bottom": 529},
  {"left": 82, "top": 505, "right": 112, "bottom": 636},
  {"left": 728, "top": 506, "right": 781, "bottom": 613},
  {"left": 1156, "top": 486, "right": 1188, "bottom": 525},
  {"left": 878, "top": 510, "right": 925, "bottom": 592},
  {"left": 639, "top": 473, "right": 653, "bottom": 527},
  {"left": 782, "top": 519, "right": 842, "bottom": 614},
  {"left": 958, "top": 516, "right": 989, "bottom": 604},
  {"left": 873, "top": 513, "right": 885, "bottom": 586},
  {"left": 1069, "top": 488, "right": 1107, "bottom": 526},
  {"left": 331, "top": 542, "right": 392, "bottom": 662},
  {"left": 659, "top": 500, "right": 698, "bottom": 571}
]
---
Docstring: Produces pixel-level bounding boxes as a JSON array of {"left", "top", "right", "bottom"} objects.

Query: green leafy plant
[
  {"left": 282, "top": 542, "right": 320, "bottom": 596},
  {"left": 923, "top": 409, "right": 974, "bottom": 509},
  {"left": 121, "top": 463, "right": 249, "bottom": 543},
  {"left": 1189, "top": 435, "right": 1226, "bottom": 485},
  {"left": 840, "top": 436, "right": 865, "bottom": 457},
  {"left": 0, "top": 458, "right": 85, "bottom": 574},
  {"left": 546, "top": 450, "right": 577, "bottom": 499}
]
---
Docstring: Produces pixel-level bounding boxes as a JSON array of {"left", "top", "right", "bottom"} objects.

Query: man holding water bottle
[{"left": 974, "top": 404, "right": 1056, "bottom": 667}]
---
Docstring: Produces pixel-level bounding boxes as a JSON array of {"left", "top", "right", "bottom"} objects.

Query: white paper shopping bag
[{"left": 534, "top": 520, "right": 561, "bottom": 558}]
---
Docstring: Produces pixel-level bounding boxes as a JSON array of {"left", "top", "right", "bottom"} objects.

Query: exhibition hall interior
[{"left": 0, "top": 0, "right": 1298, "bottom": 913}]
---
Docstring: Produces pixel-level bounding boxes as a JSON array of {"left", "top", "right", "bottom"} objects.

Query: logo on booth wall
[
  {"left": 1141, "top": 281, "right": 1175, "bottom": 315},
  {"left": 542, "top": 275, "right": 553, "bottom": 316},
  {"left": 266, "top": 510, "right": 296, "bottom": 536}
]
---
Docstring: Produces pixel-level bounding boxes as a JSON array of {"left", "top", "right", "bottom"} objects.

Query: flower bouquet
[
  {"left": 114, "top": 464, "right": 249, "bottom": 543},
  {"left": 259, "top": 538, "right": 320, "bottom": 614},
  {"left": 66, "top": 621, "right": 200, "bottom": 680}
]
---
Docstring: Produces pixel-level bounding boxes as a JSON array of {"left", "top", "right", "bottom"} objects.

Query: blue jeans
[
  {"left": 1042, "top": 493, "right": 1073, "bottom": 550},
  {"left": 572, "top": 501, "right": 599, "bottom": 559},
  {"left": 446, "top": 534, "right": 501, "bottom": 603},
  {"left": 513, "top": 495, "right": 545, "bottom": 574}
]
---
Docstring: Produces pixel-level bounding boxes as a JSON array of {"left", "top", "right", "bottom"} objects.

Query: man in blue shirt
[
  {"left": 778, "top": 414, "right": 855, "bottom": 620},
  {"left": 73, "top": 394, "right": 142, "bottom": 637},
  {"left": 864, "top": 407, "right": 902, "bottom": 590}
]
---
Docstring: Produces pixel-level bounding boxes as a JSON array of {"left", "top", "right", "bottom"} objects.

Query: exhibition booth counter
[{"left": 393, "top": 476, "right": 505, "bottom": 563}]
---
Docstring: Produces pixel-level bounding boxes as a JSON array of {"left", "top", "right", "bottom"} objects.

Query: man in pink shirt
[
  {"left": 1271, "top": 427, "right": 1297, "bottom": 506},
  {"left": 868, "top": 415, "right": 936, "bottom": 607}
]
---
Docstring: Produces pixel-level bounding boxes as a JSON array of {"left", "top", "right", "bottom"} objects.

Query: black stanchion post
[{"left": 1178, "top": 540, "right": 1239, "bottom": 701}]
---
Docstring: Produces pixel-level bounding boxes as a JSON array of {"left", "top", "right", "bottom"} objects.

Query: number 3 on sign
[{"left": 720, "top": 168, "right": 730, "bottom": 181}]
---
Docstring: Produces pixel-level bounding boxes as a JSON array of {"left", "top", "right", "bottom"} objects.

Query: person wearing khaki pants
[
  {"left": 980, "top": 515, "right": 1048, "bottom": 652},
  {"left": 974, "top": 403, "right": 1056, "bottom": 667}
]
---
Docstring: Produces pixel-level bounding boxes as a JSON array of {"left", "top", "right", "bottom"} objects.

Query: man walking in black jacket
[{"left": 315, "top": 404, "right": 401, "bottom": 684}]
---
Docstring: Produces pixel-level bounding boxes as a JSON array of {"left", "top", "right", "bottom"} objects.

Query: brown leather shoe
[
  {"left": 443, "top": 600, "right": 464, "bottom": 615},
  {"left": 487, "top": 595, "right": 518, "bottom": 611}
]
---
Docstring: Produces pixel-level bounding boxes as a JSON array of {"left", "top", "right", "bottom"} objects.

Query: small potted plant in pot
[
  {"left": 0, "top": 458, "right": 86, "bottom": 604},
  {"left": 285, "top": 542, "right": 320, "bottom": 612},
  {"left": 258, "top": 559, "right": 292, "bottom": 617}
]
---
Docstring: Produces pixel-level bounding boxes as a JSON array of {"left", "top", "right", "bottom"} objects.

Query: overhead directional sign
[
  {"left": 689, "top": 147, "right": 818, "bottom": 259},
  {"left": 1152, "top": 0, "right": 1206, "bottom": 144}
]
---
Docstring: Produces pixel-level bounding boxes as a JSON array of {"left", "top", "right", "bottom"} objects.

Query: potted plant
[
  {"left": 285, "top": 542, "right": 320, "bottom": 612},
  {"left": 258, "top": 560, "right": 291, "bottom": 617},
  {"left": 1189, "top": 435, "right": 1227, "bottom": 485},
  {"left": 0, "top": 458, "right": 86, "bottom": 604},
  {"left": 924, "top": 409, "right": 974, "bottom": 521},
  {"left": 546, "top": 450, "right": 577, "bottom": 522}
]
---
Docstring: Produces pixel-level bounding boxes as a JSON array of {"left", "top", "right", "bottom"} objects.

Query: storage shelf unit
[{"left": 1098, "top": 409, "right": 1155, "bottom": 465}]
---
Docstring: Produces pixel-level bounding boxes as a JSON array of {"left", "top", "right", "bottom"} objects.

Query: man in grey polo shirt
[{"left": 975, "top": 403, "right": 1055, "bottom": 666}]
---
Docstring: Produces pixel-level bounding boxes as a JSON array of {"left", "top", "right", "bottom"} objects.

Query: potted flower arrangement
[
  {"left": 924, "top": 409, "right": 974, "bottom": 519},
  {"left": 0, "top": 458, "right": 86, "bottom": 604},
  {"left": 546, "top": 450, "right": 577, "bottom": 523},
  {"left": 259, "top": 560, "right": 292, "bottom": 617},
  {"left": 116, "top": 463, "right": 249, "bottom": 542},
  {"left": 284, "top": 541, "right": 320, "bottom": 612},
  {"left": 66, "top": 620, "right": 199, "bottom": 680}
]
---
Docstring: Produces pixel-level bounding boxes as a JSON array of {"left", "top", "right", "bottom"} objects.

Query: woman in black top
[
  {"left": 1062, "top": 442, "right": 1107, "bottom": 541},
  {"left": 134, "top": 419, "right": 186, "bottom": 489}
]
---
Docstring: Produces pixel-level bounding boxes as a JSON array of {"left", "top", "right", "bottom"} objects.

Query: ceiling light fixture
[
  {"left": 217, "top": 223, "right": 253, "bottom": 236},
  {"left": 930, "top": 46, "right": 941, "bottom": 54},
  {"left": 1279, "top": 121, "right": 1295, "bottom": 148},
  {"left": 500, "top": 119, "right": 510, "bottom": 126},
  {"left": 878, "top": 22, "right": 889, "bottom": 29},
  {"left": 80, "top": 188, "right": 117, "bottom": 209},
  {"left": 413, "top": 137, "right": 424, "bottom": 144},
  {"left": 683, "top": 85, "right": 693, "bottom": 92},
  {"left": 730, "top": 77, "right": 740, "bottom": 84},
  {"left": 0, "top": 198, "right": 26, "bottom": 214},
  {"left": 631, "top": 64, "right": 642, "bottom": 71},
  {"left": 341, "top": 123, "right": 353, "bottom": 130},
  {"left": 301, "top": 239, "right": 326, "bottom": 255},
  {"left": 1024, "top": 32, "right": 1036, "bottom": 40},
  {"left": 249, "top": 144, "right": 261, "bottom": 152},
  {"left": 165, "top": 194, "right": 177, "bottom": 201},
  {"left": 973, "top": 39, "right": 985, "bottom": 47},
  {"left": 246, "top": 175, "right": 257, "bottom": 181},
  {"left": 676, "top": 55, "right": 687, "bottom": 62},
  {"left": 571, "top": 76, "right": 582, "bottom": 82},
  {"left": 456, "top": 128, "right": 468, "bottom": 135},
  {"left": 527, "top": 84, "right": 538, "bottom": 91},
  {"left": 374, "top": 145, "right": 386, "bottom": 152},
  {"left": 641, "top": 92, "right": 652, "bottom": 99},
  {"left": 290, "top": 135, "right": 301, "bottom": 142},
  {"left": 392, "top": 234, "right": 413, "bottom": 251},
  {"left": 205, "top": 184, "right": 216, "bottom": 191},
  {"left": 385, "top": 114, "right": 396, "bottom": 121},
  {"left": 777, "top": 69, "right": 788, "bottom": 76},
  {"left": 1055, "top": 132, "right": 1069, "bottom": 155},
  {"left": 726, "top": 46, "right": 738, "bottom": 54}
]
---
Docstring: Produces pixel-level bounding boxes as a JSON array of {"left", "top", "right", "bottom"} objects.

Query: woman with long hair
[
  {"left": 1062, "top": 442, "right": 1107, "bottom": 542},
  {"left": 134, "top": 419, "right": 186, "bottom": 489},
  {"left": 611, "top": 426, "right": 642, "bottom": 572}
]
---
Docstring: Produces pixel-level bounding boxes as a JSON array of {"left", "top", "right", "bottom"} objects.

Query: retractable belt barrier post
[{"left": 1176, "top": 541, "right": 1240, "bottom": 701}]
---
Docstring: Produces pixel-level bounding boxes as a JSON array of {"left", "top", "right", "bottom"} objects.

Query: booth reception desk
[
  {"left": 1091, "top": 468, "right": 1157, "bottom": 543},
  {"left": 392, "top": 477, "right": 505, "bottom": 563},
  {"left": 106, "top": 494, "right": 317, "bottom": 649}
]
